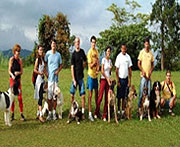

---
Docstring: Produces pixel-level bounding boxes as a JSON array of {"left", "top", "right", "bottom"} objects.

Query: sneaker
[
  {"left": 82, "top": 114, "right": 85, "bottom": 120},
  {"left": 53, "top": 113, "right": 57, "bottom": 120},
  {"left": 88, "top": 115, "right": 94, "bottom": 122},
  {"left": 94, "top": 115, "right": 97, "bottom": 119},
  {"left": 11, "top": 113, "right": 15, "bottom": 121},
  {"left": 39, "top": 116, "right": 45, "bottom": 123},
  {"left": 169, "top": 109, "right": 175, "bottom": 116},
  {"left": 20, "top": 114, "right": 26, "bottom": 121},
  {"left": 46, "top": 113, "right": 52, "bottom": 121}
]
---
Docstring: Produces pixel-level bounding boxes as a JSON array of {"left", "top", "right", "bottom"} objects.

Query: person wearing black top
[
  {"left": 8, "top": 44, "right": 26, "bottom": 121},
  {"left": 70, "top": 37, "right": 87, "bottom": 119}
]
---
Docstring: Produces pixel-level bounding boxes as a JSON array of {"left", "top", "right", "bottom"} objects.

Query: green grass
[{"left": 0, "top": 66, "right": 180, "bottom": 147}]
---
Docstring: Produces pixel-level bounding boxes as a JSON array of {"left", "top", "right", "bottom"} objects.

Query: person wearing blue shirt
[{"left": 45, "top": 39, "right": 63, "bottom": 120}]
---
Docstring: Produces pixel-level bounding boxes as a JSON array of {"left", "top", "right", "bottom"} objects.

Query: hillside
[{"left": 0, "top": 49, "right": 32, "bottom": 58}]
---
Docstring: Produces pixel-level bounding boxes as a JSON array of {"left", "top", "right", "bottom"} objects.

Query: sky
[{"left": 0, "top": 0, "right": 156, "bottom": 52}]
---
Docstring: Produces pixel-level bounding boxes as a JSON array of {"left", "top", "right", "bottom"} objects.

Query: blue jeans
[{"left": 138, "top": 77, "right": 151, "bottom": 108}]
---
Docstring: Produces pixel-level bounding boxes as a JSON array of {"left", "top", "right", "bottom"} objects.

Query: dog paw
[
  {"left": 116, "top": 120, "right": 119, "bottom": 124},
  {"left": 140, "top": 116, "right": 143, "bottom": 121},
  {"left": 153, "top": 117, "right": 156, "bottom": 120},
  {"left": 148, "top": 118, "right": 152, "bottom": 122},
  {"left": 8, "top": 123, "right": 12, "bottom": 127},
  {"left": 157, "top": 115, "right": 161, "bottom": 119},
  {"left": 77, "top": 122, "right": 80, "bottom": 125},
  {"left": 67, "top": 120, "right": 70, "bottom": 124},
  {"left": 58, "top": 115, "right": 62, "bottom": 119}
]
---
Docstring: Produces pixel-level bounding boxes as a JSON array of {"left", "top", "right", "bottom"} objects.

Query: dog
[
  {"left": 67, "top": 100, "right": 82, "bottom": 125},
  {"left": 108, "top": 80, "right": 118, "bottom": 124},
  {"left": 125, "top": 85, "right": 137, "bottom": 120},
  {"left": 140, "top": 87, "right": 151, "bottom": 121},
  {"left": 42, "top": 86, "right": 64, "bottom": 119},
  {"left": 150, "top": 81, "right": 161, "bottom": 119},
  {"left": 0, "top": 88, "right": 16, "bottom": 126}
]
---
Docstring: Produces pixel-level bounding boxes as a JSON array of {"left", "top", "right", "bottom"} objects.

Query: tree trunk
[{"left": 161, "top": 18, "right": 165, "bottom": 71}]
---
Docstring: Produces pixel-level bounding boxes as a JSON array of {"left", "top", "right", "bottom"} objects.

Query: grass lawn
[{"left": 0, "top": 66, "right": 180, "bottom": 147}]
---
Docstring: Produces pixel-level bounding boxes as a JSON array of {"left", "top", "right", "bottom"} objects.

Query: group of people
[{"left": 8, "top": 36, "right": 177, "bottom": 123}]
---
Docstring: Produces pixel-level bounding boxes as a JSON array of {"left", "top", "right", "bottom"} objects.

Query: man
[
  {"left": 160, "top": 70, "right": 176, "bottom": 116},
  {"left": 45, "top": 39, "right": 63, "bottom": 120},
  {"left": 115, "top": 44, "right": 132, "bottom": 118},
  {"left": 70, "top": 37, "right": 87, "bottom": 119},
  {"left": 138, "top": 38, "right": 154, "bottom": 112},
  {"left": 87, "top": 35, "right": 99, "bottom": 121}
]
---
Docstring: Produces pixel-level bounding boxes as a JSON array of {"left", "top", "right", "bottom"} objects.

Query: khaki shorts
[{"left": 48, "top": 81, "right": 58, "bottom": 100}]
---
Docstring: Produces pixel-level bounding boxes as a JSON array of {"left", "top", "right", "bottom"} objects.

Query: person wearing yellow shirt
[
  {"left": 137, "top": 38, "right": 154, "bottom": 110},
  {"left": 87, "top": 36, "right": 99, "bottom": 121},
  {"left": 160, "top": 70, "right": 176, "bottom": 116}
]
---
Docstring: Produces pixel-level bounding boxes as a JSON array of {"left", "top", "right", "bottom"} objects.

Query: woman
[
  {"left": 8, "top": 44, "right": 26, "bottom": 121},
  {"left": 94, "top": 46, "right": 112, "bottom": 121},
  {"left": 34, "top": 45, "right": 46, "bottom": 122}
]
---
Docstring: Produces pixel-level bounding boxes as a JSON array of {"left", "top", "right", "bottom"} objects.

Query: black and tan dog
[
  {"left": 140, "top": 87, "right": 151, "bottom": 121},
  {"left": 125, "top": 85, "right": 137, "bottom": 120},
  {"left": 150, "top": 81, "right": 161, "bottom": 119},
  {"left": 67, "top": 100, "right": 82, "bottom": 125},
  {"left": 108, "top": 80, "right": 118, "bottom": 124}
]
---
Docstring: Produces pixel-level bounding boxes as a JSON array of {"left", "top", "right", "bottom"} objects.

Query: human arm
[
  {"left": 8, "top": 57, "right": 15, "bottom": 80},
  {"left": 116, "top": 67, "right": 120, "bottom": 87},
  {"left": 128, "top": 67, "right": 132, "bottom": 87}
]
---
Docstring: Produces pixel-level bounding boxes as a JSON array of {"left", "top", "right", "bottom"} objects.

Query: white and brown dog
[
  {"left": 0, "top": 88, "right": 16, "bottom": 126},
  {"left": 150, "top": 81, "right": 161, "bottom": 119},
  {"left": 67, "top": 100, "right": 82, "bottom": 125},
  {"left": 125, "top": 85, "right": 137, "bottom": 120},
  {"left": 140, "top": 87, "right": 151, "bottom": 121},
  {"left": 42, "top": 86, "right": 64, "bottom": 119},
  {"left": 108, "top": 80, "right": 118, "bottom": 124}
]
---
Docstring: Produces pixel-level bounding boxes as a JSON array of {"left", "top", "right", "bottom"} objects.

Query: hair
[
  {"left": 36, "top": 45, "right": 44, "bottom": 65},
  {"left": 166, "top": 70, "right": 171, "bottom": 75},
  {"left": 90, "top": 35, "right": 96, "bottom": 42},
  {"left": 12, "top": 44, "right": 21, "bottom": 54},
  {"left": 51, "top": 39, "right": 57, "bottom": 44},
  {"left": 121, "top": 43, "right": 126, "bottom": 47},
  {"left": 105, "top": 46, "right": 112, "bottom": 52},
  {"left": 144, "top": 37, "right": 150, "bottom": 43}
]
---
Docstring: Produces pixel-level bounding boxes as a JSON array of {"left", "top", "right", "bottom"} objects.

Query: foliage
[
  {"left": 97, "top": 0, "right": 151, "bottom": 70},
  {"left": 150, "top": 0, "right": 180, "bottom": 70},
  {"left": 23, "top": 42, "right": 38, "bottom": 67},
  {"left": 0, "top": 52, "right": 9, "bottom": 68},
  {"left": 38, "top": 12, "right": 72, "bottom": 67}
]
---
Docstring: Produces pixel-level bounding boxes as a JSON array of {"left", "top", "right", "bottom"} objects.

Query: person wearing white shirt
[
  {"left": 115, "top": 44, "right": 132, "bottom": 118},
  {"left": 94, "top": 46, "right": 112, "bottom": 121}
]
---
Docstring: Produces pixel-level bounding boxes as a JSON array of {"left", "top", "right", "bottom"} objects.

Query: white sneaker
[
  {"left": 53, "top": 113, "right": 57, "bottom": 120},
  {"left": 46, "top": 113, "right": 52, "bottom": 121},
  {"left": 94, "top": 115, "right": 97, "bottom": 119},
  {"left": 88, "top": 115, "right": 94, "bottom": 122}
]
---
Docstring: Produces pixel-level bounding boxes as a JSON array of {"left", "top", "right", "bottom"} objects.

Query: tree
[
  {"left": 38, "top": 12, "right": 72, "bottom": 67},
  {"left": 150, "top": 0, "right": 180, "bottom": 70},
  {"left": 97, "top": 0, "right": 151, "bottom": 70}
]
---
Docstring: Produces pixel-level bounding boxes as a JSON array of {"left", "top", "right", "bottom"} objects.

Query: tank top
[{"left": 11, "top": 57, "right": 21, "bottom": 80}]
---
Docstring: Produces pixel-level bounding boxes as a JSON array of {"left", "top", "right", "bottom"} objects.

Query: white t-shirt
[
  {"left": 115, "top": 52, "right": 132, "bottom": 78},
  {"left": 101, "top": 57, "right": 112, "bottom": 79}
]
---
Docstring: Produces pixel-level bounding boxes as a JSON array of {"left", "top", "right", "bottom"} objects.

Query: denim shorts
[
  {"left": 70, "top": 79, "right": 85, "bottom": 96},
  {"left": 164, "top": 97, "right": 173, "bottom": 109},
  {"left": 87, "top": 76, "right": 98, "bottom": 91}
]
